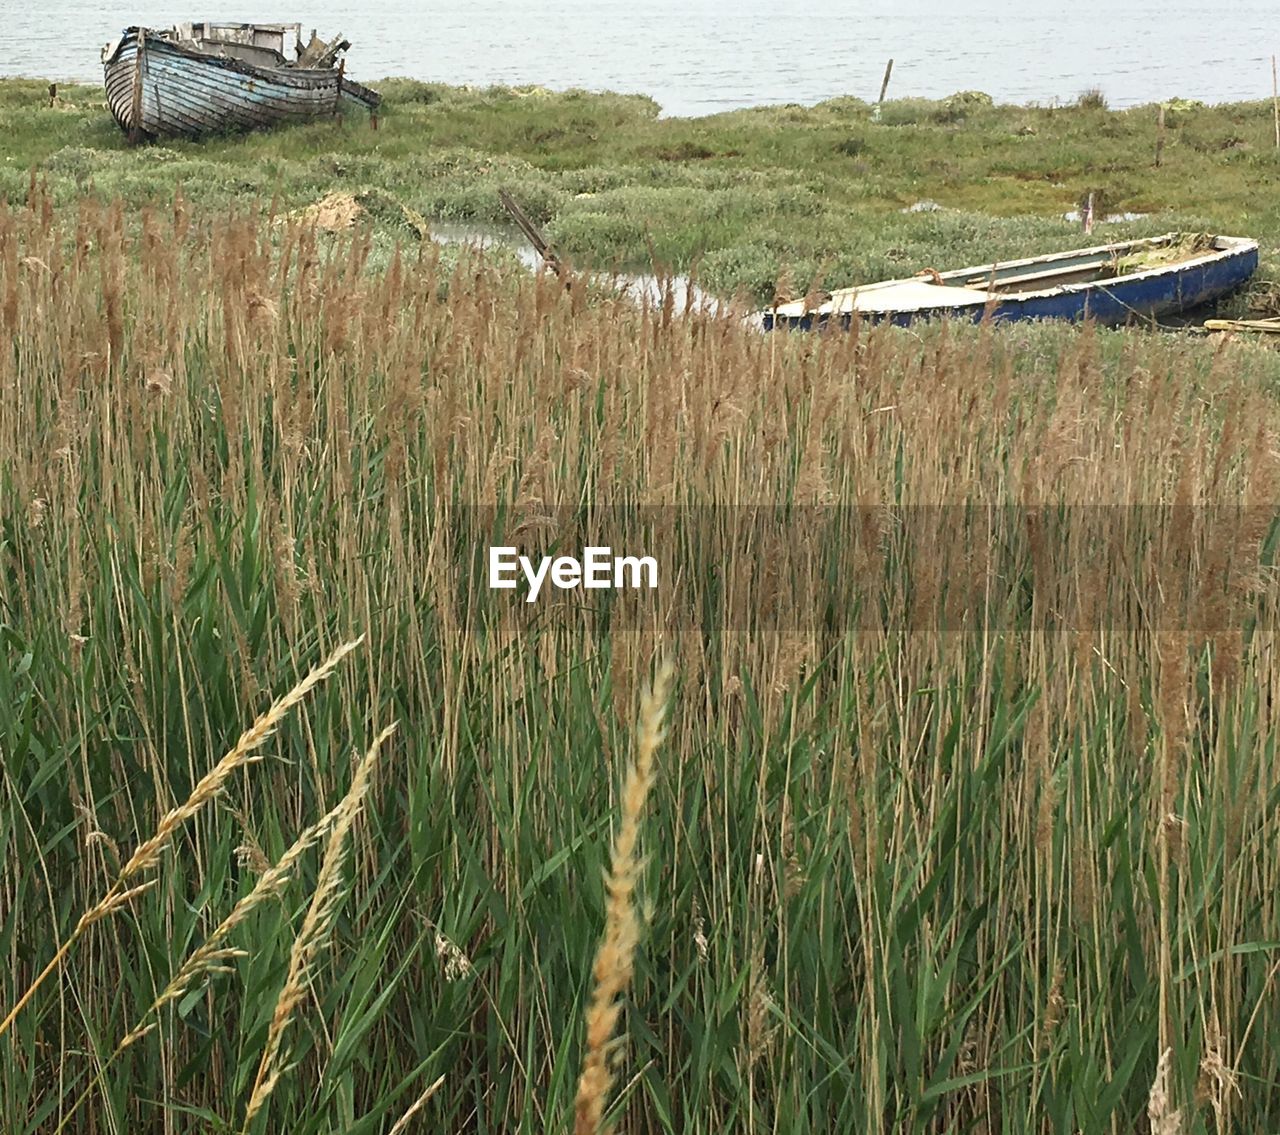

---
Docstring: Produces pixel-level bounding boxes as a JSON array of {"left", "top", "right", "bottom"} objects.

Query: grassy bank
[
  {"left": 3, "top": 77, "right": 1280, "bottom": 302},
  {"left": 4, "top": 183, "right": 1280, "bottom": 1133}
]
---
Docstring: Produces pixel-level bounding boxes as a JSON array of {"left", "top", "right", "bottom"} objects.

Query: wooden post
[
  {"left": 1082, "top": 191, "right": 1095, "bottom": 235},
  {"left": 498, "top": 188, "right": 568, "bottom": 281},
  {"left": 877, "top": 59, "right": 894, "bottom": 105},
  {"left": 1272, "top": 55, "right": 1279, "bottom": 149},
  {"left": 47, "top": 83, "right": 57, "bottom": 108},
  {"left": 128, "top": 29, "right": 145, "bottom": 144},
  {"left": 1155, "top": 103, "right": 1166, "bottom": 167},
  {"left": 335, "top": 58, "right": 345, "bottom": 124}
]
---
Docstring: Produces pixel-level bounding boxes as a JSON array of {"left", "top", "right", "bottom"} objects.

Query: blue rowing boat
[
  {"left": 762, "top": 233, "right": 1259, "bottom": 330},
  {"left": 102, "top": 22, "right": 380, "bottom": 141}
]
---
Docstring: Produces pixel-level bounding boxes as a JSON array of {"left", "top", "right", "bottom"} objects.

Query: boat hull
[
  {"left": 763, "top": 235, "right": 1260, "bottom": 330},
  {"left": 103, "top": 28, "right": 378, "bottom": 140}
]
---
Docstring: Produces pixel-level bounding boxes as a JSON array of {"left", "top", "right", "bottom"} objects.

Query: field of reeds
[{"left": 3, "top": 180, "right": 1280, "bottom": 1134}]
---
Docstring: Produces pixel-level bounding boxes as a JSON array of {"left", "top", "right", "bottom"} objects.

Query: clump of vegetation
[
  {"left": 1112, "top": 231, "right": 1216, "bottom": 274},
  {"left": 937, "top": 89, "right": 995, "bottom": 122},
  {"left": 4, "top": 189, "right": 1280, "bottom": 1134},
  {"left": 1077, "top": 86, "right": 1108, "bottom": 110},
  {"left": 1165, "top": 96, "right": 1205, "bottom": 111},
  {"left": 374, "top": 77, "right": 450, "bottom": 104}
]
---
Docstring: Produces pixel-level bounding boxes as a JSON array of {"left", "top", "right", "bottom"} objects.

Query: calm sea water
[{"left": 6, "top": 2, "right": 1278, "bottom": 117}]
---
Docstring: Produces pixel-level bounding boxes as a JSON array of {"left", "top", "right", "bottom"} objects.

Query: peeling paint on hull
[{"left": 103, "top": 28, "right": 379, "bottom": 140}]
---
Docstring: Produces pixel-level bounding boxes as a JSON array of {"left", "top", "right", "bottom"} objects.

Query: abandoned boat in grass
[
  {"left": 102, "top": 22, "right": 381, "bottom": 140},
  {"left": 763, "top": 233, "right": 1259, "bottom": 330}
]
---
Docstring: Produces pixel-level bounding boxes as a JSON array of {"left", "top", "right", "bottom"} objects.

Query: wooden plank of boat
[
  {"left": 339, "top": 75, "right": 382, "bottom": 114},
  {"left": 102, "top": 25, "right": 380, "bottom": 140},
  {"left": 762, "top": 233, "right": 1260, "bottom": 330},
  {"left": 1202, "top": 317, "right": 1280, "bottom": 334}
]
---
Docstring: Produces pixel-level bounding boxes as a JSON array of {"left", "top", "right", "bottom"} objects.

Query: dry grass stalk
[
  {"left": 118, "top": 799, "right": 350, "bottom": 1051},
  {"left": 386, "top": 1074, "right": 446, "bottom": 1135},
  {"left": 742, "top": 941, "right": 776, "bottom": 1071},
  {"left": 242, "top": 721, "right": 396, "bottom": 1132},
  {"left": 1147, "top": 1046, "right": 1183, "bottom": 1135},
  {"left": 573, "top": 660, "right": 674, "bottom": 1135},
  {"left": 1041, "top": 963, "right": 1065, "bottom": 1052},
  {"left": 0, "top": 637, "right": 364, "bottom": 1042},
  {"left": 119, "top": 636, "right": 364, "bottom": 880},
  {"left": 434, "top": 928, "right": 474, "bottom": 982},
  {"left": 1197, "top": 1013, "right": 1240, "bottom": 1124}
]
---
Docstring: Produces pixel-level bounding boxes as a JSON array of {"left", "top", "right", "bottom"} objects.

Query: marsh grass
[
  {"left": 3, "top": 77, "right": 1280, "bottom": 304},
  {"left": 0, "top": 636, "right": 363, "bottom": 1045},
  {"left": 2, "top": 189, "right": 1280, "bottom": 1132}
]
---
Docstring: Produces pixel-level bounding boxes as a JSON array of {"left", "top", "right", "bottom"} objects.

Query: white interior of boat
[
  {"left": 95, "top": 22, "right": 352, "bottom": 72},
  {"left": 771, "top": 233, "right": 1253, "bottom": 318},
  {"left": 171, "top": 22, "right": 303, "bottom": 67}
]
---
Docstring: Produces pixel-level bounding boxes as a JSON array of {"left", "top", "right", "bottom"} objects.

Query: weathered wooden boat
[
  {"left": 101, "top": 22, "right": 381, "bottom": 140},
  {"left": 763, "top": 233, "right": 1259, "bottom": 330}
]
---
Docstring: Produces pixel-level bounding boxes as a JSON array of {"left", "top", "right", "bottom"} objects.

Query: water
[
  {"left": 8, "top": 2, "right": 1279, "bottom": 117},
  {"left": 430, "top": 221, "right": 723, "bottom": 314}
]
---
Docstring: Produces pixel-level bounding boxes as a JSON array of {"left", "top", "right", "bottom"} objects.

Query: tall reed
[
  {"left": 574, "top": 661, "right": 674, "bottom": 1135},
  {"left": 243, "top": 722, "right": 396, "bottom": 1130}
]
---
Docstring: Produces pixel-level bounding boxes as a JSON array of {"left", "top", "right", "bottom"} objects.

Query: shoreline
[
  {"left": 9, "top": 51, "right": 1280, "bottom": 119},
  {"left": 7, "top": 71, "right": 1280, "bottom": 121}
]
